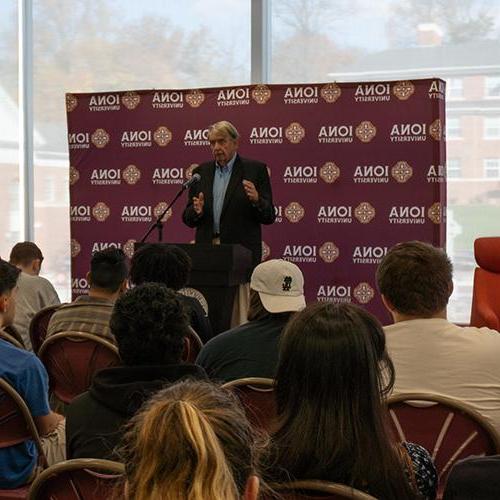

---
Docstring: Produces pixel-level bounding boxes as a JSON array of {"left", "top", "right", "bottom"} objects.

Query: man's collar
[{"left": 216, "top": 153, "right": 237, "bottom": 171}]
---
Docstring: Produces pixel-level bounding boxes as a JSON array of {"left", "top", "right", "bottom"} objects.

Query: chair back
[
  {"left": 27, "top": 458, "right": 125, "bottom": 500},
  {"left": 0, "top": 328, "right": 25, "bottom": 350},
  {"left": 222, "top": 377, "right": 276, "bottom": 431},
  {"left": 0, "top": 377, "right": 39, "bottom": 497},
  {"left": 29, "top": 304, "right": 61, "bottom": 354},
  {"left": 265, "top": 480, "right": 377, "bottom": 499},
  {"left": 0, "top": 378, "right": 47, "bottom": 462},
  {"left": 182, "top": 326, "right": 203, "bottom": 363},
  {"left": 388, "top": 393, "right": 500, "bottom": 497},
  {"left": 38, "top": 332, "right": 121, "bottom": 404},
  {"left": 470, "top": 237, "right": 500, "bottom": 330}
]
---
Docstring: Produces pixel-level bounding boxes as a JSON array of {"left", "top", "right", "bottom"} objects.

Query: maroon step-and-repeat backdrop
[{"left": 66, "top": 79, "right": 446, "bottom": 323}]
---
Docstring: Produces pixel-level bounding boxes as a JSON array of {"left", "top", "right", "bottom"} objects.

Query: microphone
[{"left": 183, "top": 173, "right": 201, "bottom": 190}]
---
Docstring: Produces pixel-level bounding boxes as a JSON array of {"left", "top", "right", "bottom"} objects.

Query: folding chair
[
  {"left": 29, "top": 304, "right": 62, "bottom": 354},
  {"left": 0, "top": 378, "right": 48, "bottom": 498},
  {"left": 265, "top": 480, "right": 377, "bottom": 499},
  {"left": 222, "top": 377, "right": 276, "bottom": 431},
  {"left": 27, "top": 458, "right": 125, "bottom": 500},
  {"left": 388, "top": 392, "right": 500, "bottom": 498},
  {"left": 38, "top": 332, "right": 120, "bottom": 404},
  {"left": 182, "top": 326, "right": 204, "bottom": 364}
]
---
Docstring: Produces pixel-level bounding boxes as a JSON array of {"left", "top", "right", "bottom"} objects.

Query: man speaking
[{"left": 182, "top": 120, "right": 275, "bottom": 326}]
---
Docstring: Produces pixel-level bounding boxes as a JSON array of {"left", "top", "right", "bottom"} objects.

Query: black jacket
[
  {"left": 178, "top": 293, "right": 212, "bottom": 343},
  {"left": 182, "top": 155, "right": 275, "bottom": 270},
  {"left": 65, "top": 364, "right": 207, "bottom": 460}
]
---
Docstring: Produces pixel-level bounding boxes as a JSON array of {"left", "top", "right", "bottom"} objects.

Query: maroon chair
[
  {"left": 182, "top": 326, "right": 203, "bottom": 364},
  {"left": 27, "top": 458, "right": 124, "bottom": 500},
  {"left": 470, "top": 237, "right": 500, "bottom": 330},
  {"left": 29, "top": 304, "right": 62, "bottom": 354},
  {"left": 0, "top": 378, "right": 48, "bottom": 499},
  {"left": 222, "top": 377, "right": 276, "bottom": 432},
  {"left": 264, "top": 480, "right": 377, "bottom": 500},
  {"left": 388, "top": 393, "right": 500, "bottom": 498},
  {"left": 38, "top": 332, "right": 120, "bottom": 404}
]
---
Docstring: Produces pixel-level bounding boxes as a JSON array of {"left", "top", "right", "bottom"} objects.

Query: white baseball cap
[{"left": 250, "top": 259, "right": 306, "bottom": 313}]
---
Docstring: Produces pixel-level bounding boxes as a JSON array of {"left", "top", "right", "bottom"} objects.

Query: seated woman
[
  {"left": 267, "top": 302, "right": 437, "bottom": 500},
  {"left": 118, "top": 379, "right": 262, "bottom": 500}
]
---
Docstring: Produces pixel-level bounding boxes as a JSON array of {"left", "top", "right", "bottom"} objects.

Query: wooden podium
[
  {"left": 134, "top": 242, "right": 252, "bottom": 335},
  {"left": 173, "top": 243, "right": 252, "bottom": 335}
]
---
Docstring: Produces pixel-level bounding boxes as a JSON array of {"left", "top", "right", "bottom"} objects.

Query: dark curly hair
[
  {"left": 376, "top": 240, "right": 453, "bottom": 317},
  {"left": 130, "top": 244, "right": 192, "bottom": 291},
  {"left": 110, "top": 283, "right": 190, "bottom": 366},
  {"left": 89, "top": 248, "right": 128, "bottom": 293},
  {"left": 0, "top": 259, "right": 21, "bottom": 295}
]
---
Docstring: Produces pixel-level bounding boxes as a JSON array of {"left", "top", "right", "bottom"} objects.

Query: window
[
  {"left": 447, "top": 78, "right": 463, "bottom": 99},
  {"left": 484, "top": 117, "right": 500, "bottom": 140},
  {"left": 32, "top": 0, "right": 251, "bottom": 301},
  {"left": 7, "top": 0, "right": 500, "bottom": 323},
  {"left": 484, "top": 159, "right": 500, "bottom": 179},
  {"left": 485, "top": 76, "right": 500, "bottom": 98},
  {"left": 446, "top": 118, "right": 461, "bottom": 140},
  {"left": 0, "top": 1, "right": 20, "bottom": 257},
  {"left": 447, "top": 159, "right": 461, "bottom": 178},
  {"left": 271, "top": 0, "right": 500, "bottom": 324}
]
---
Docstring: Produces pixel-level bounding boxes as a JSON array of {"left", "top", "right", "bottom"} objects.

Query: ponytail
[{"left": 120, "top": 380, "right": 260, "bottom": 500}]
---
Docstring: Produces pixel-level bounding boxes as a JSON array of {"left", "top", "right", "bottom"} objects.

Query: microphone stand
[{"left": 139, "top": 187, "right": 186, "bottom": 244}]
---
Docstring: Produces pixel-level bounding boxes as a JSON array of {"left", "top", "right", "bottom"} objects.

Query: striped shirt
[{"left": 46, "top": 295, "right": 115, "bottom": 343}]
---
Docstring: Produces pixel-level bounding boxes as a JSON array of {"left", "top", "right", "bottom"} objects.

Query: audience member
[
  {"left": 377, "top": 240, "right": 500, "bottom": 431},
  {"left": 130, "top": 243, "right": 212, "bottom": 342},
  {"left": 9, "top": 241, "right": 60, "bottom": 349},
  {"left": 65, "top": 283, "right": 207, "bottom": 460},
  {"left": 0, "top": 259, "right": 65, "bottom": 489},
  {"left": 46, "top": 248, "right": 128, "bottom": 343},
  {"left": 266, "top": 302, "right": 437, "bottom": 499},
  {"left": 196, "top": 259, "right": 305, "bottom": 382},
  {"left": 118, "top": 379, "right": 261, "bottom": 500},
  {"left": 443, "top": 455, "right": 500, "bottom": 500}
]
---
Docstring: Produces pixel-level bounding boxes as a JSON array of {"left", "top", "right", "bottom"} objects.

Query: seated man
[
  {"left": 377, "top": 240, "right": 500, "bottom": 431},
  {"left": 0, "top": 259, "right": 65, "bottom": 489},
  {"left": 196, "top": 259, "right": 305, "bottom": 382},
  {"left": 130, "top": 243, "right": 212, "bottom": 343},
  {"left": 65, "top": 283, "right": 207, "bottom": 460},
  {"left": 9, "top": 242, "right": 60, "bottom": 350},
  {"left": 46, "top": 248, "right": 128, "bottom": 343}
]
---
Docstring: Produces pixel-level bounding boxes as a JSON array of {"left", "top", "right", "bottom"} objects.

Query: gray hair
[{"left": 208, "top": 120, "right": 239, "bottom": 140}]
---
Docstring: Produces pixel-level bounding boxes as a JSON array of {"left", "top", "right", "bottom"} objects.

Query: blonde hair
[
  {"left": 208, "top": 120, "right": 239, "bottom": 140},
  {"left": 120, "top": 380, "right": 260, "bottom": 500}
]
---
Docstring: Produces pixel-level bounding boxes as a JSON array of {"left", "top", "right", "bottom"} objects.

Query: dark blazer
[{"left": 182, "top": 155, "right": 275, "bottom": 269}]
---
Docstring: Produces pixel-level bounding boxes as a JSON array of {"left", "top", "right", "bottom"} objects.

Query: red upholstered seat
[
  {"left": 29, "top": 304, "right": 62, "bottom": 354},
  {"left": 38, "top": 332, "right": 120, "bottom": 404},
  {"left": 0, "top": 486, "right": 30, "bottom": 499},
  {"left": 388, "top": 393, "right": 500, "bottom": 499},
  {"left": 27, "top": 459, "right": 124, "bottom": 500},
  {"left": 222, "top": 377, "right": 276, "bottom": 432},
  {"left": 470, "top": 237, "right": 500, "bottom": 330},
  {"left": 0, "top": 378, "right": 48, "bottom": 498},
  {"left": 182, "top": 326, "right": 203, "bottom": 363}
]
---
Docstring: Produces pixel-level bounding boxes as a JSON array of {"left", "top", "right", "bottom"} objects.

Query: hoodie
[{"left": 65, "top": 363, "right": 207, "bottom": 460}]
